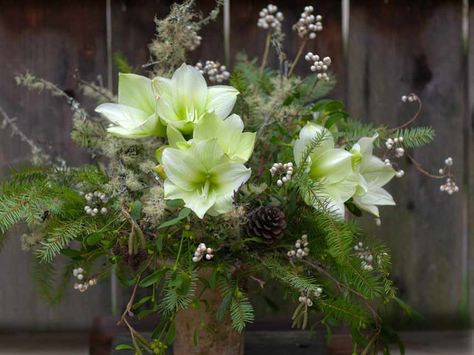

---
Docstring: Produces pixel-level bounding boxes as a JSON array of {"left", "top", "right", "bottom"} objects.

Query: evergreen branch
[
  {"left": 159, "top": 270, "right": 197, "bottom": 316},
  {"left": 318, "top": 297, "right": 369, "bottom": 328},
  {"left": 36, "top": 218, "right": 87, "bottom": 263},
  {"left": 230, "top": 295, "right": 254, "bottom": 332},
  {"left": 31, "top": 256, "right": 74, "bottom": 304},
  {"left": 0, "top": 105, "right": 49, "bottom": 164},
  {"left": 395, "top": 127, "right": 435, "bottom": 148},
  {"left": 295, "top": 130, "right": 330, "bottom": 177}
]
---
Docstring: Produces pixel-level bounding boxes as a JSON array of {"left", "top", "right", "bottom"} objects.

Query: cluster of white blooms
[
  {"left": 298, "top": 287, "right": 322, "bottom": 307},
  {"left": 439, "top": 157, "right": 459, "bottom": 194},
  {"left": 270, "top": 162, "right": 293, "bottom": 187},
  {"left": 195, "top": 61, "right": 230, "bottom": 83},
  {"left": 354, "top": 242, "right": 374, "bottom": 271},
  {"left": 304, "top": 52, "right": 331, "bottom": 81},
  {"left": 384, "top": 136, "right": 405, "bottom": 178},
  {"left": 257, "top": 4, "right": 284, "bottom": 31},
  {"left": 82, "top": 191, "right": 109, "bottom": 217},
  {"left": 192, "top": 243, "right": 214, "bottom": 262},
  {"left": 401, "top": 93, "right": 418, "bottom": 103},
  {"left": 184, "top": 25, "right": 202, "bottom": 51},
  {"left": 73, "top": 268, "right": 97, "bottom": 293},
  {"left": 293, "top": 6, "right": 323, "bottom": 39},
  {"left": 287, "top": 234, "right": 309, "bottom": 258}
]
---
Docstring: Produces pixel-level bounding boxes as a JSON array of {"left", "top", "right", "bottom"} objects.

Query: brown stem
[
  {"left": 391, "top": 97, "right": 422, "bottom": 131},
  {"left": 260, "top": 32, "right": 272, "bottom": 73},
  {"left": 302, "top": 76, "right": 319, "bottom": 105},
  {"left": 288, "top": 39, "right": 307, "bottom": 77},
  {"left": 300, "top": 259, "right": 382, "bottom": 325},
  {"left": 405, "top": 151, "right": 445, "bottom": 179}
]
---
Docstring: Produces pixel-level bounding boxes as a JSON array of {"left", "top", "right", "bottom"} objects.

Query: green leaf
[
  {"left": 156, "top": 234, "right": 164, "bottom": 252},
  {"left": 60, "top": 248, "right": 82, "bottom": 258},
  {"left": 157, "top": 208, "right": 191, "bottom": 229},
  {"left": 86, "top": 232, "right": 103, "bottom": 246},
  {"left": 130, "top": 200, "right": 142, "bottom": 221},
  {"left": 325, "top": 112, "right": 348, "bottom": 128},
  {"left": 165, "top": 322, "right": 176, "bottom": 344},
  {"left": 137, "top": 305, "right": 159, "bottom": 319},
  {"left": 132, "top": 295, "right": 152, "bottom": 310},
  {"left": 115, "top": 344, "right": 134, "bottom": 351},
  {"left": 139, "top": 268, "right": 168, "bottom": 287},
  {"left": 165, "top": 199, "right": 184, "bottom": 208}
]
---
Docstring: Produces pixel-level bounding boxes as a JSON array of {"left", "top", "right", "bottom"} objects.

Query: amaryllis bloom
[
  {"left": 152, "top": 64, "right": 239, "bottom": 134},
  {"left": 193, "top": 113, "right": 255, "bottom": 163},
  {"left": 350, "top": 135, "right": 396, "bottom": 217},
  {"left": 95, "top": 73, "right": 165, "bottom": 138},
  {"left": 162, "top": 139, "right": 251, "bottom": 219},
  {"left": 293, "top": 123, "right": 357, "bottom": 217}
]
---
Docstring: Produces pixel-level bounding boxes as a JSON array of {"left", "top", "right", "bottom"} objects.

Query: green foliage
[
  {"left": 216, "top": 276, "right": 254, "bottom": 332},
  {"left": 395, "top": 126, "right": 435, "bottom": 148},
  {"left": 113, "top": 52, "right": 135, "bottom": 73},
  {"left": 31, "top": 256, "right": 74, "bottom": 304},
  {"left": 36, "top": 218, "right": 88, "bottom": 263},
  {"left": 230, "top": 295, "right": 254, "bottom": 332},
  {"left": 318, "top": 297, "right": 370, "bottom": 328},
  {"left": 262, "top": 257, "right": 322, "bottom": 295},
  {"left": 159, "top": 270, "right": 197, "bottom": 316}
]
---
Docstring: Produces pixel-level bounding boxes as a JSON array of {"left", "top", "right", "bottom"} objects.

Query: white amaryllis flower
[
  {"left": 95, "top": 73, "right": 165, "bottom": 138},
  {"left": 193, "top": 113, "right": 255, "bottom": 163},
  {"left": 162, "top": 139, "right": 251, "bottom": 219},
  {"left": 350, "top": 135, "right": 396, "bottom": 217},
  {"left": 152, "top": 64, "right": 239, "bottom": 134},
  {"left": 293, "top": 123, "right": 356, "bottom": 217},
  {"left": 155, "top": 112, "right": 256, "bottom": 165}
]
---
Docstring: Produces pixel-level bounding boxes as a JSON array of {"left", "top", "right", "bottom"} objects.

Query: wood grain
[
  {"left": 0, "top": 0, "right": 110, "bottom": 330},
  {"left": 468, "top": 0, "right": 474, "bottom": 327},
  {"left": 348, "top": 0, "right": 467, "bottom": 327}
]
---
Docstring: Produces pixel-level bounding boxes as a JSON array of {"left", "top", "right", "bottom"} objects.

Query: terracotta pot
[{"left": 173, "top": 270, "right": 244, "bottom": 355}]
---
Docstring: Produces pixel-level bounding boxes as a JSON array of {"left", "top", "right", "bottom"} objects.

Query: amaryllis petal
[
  {"left": 206, "top": 85, "right": 239, "bottom": 118},
  {"left": 118, "top": 73, "right": 155, "bottom": 114}
]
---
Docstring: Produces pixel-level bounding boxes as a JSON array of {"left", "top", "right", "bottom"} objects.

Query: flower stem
[
  {"left": 260, "top": 32, "right": 272, "bottom": 73},
  {"left": 288, "top": 39, "right": 307, "bottom": 77}
]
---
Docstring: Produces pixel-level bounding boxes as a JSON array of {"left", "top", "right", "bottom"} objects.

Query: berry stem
[{"left": 288, "top": 39, "right": 307, "bottom": 77}]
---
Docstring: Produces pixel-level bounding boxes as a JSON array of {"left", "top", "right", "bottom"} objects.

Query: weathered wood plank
[
  {"left": 468, "top": 0, "right": 474, "bottom": 327},
  {"left": 348, "top": 0, "right": 466, "bottom": 327},
  {"left": 0, "top": 0, "right": 110, "bottom": 330},
  {"left": 111, "top": 331, "right": 327, "bottom": 355}
]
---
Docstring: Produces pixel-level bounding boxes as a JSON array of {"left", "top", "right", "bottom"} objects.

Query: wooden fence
[{"left": 0, "top": 0, "right": 472, "bottom": 330}]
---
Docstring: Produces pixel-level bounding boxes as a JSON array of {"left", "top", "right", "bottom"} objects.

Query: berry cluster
[
  {"left": 82, "top": 191, "right": 109, "bottom": 217},
  {"left": 270, "top": 162, "right": 293, "bottom": 187},
  {"left": 287, "top": 234, "right": 309, "bottom": 259},
  {"left": 384, "top": 136, "right": 405, "bottom": 178},
  {"left": 73, "top": 267, "right": 97, "bottom": 293},
  {"left": 293, "top": 6, "right": 323, "bottom": 39},
  {"left": 353, "top": 242, "right": 374, "bottom": 271},
  {"left": 257, "top": 4, "right": 284, "bottom": 31},
  {"left": 184, "top": 25, "right": 202, "bottom": 51},
  {"left": 304, "top": 53, "right": 331, "bottom": 81},
  {"left": 401, "top": 93, "right": 418, "bottom": 103},
  {"left": 150, "top": 339, "right": 167, "bottom": 354},
  {"left": 192, "top": 243, "right": 214, "bottom": 263},
  {"left": 195, "top": 60, "right": 230, "bottom": 83},
  {"left": 439, "top": 157, "right": 459, "bottom": 194},
  {"left": 298, "top": 287, "right": 322, "bottom": 307}
]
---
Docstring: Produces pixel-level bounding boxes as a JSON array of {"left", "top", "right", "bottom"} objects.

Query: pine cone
[{"left": 244, "top": 206, "right": 287, "bottom": 243}]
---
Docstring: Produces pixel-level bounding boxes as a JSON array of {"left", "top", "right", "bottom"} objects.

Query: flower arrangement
[{"left": 0, "top": 1, "right": 458, "bottom": 354}]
